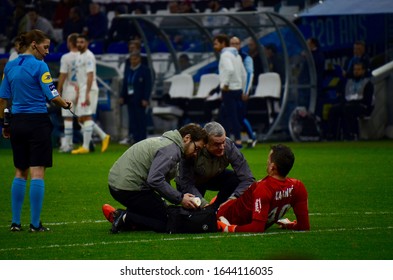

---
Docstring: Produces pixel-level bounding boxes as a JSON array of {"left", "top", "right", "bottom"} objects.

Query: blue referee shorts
[{"left": 10, "top": 113, "right": 54, "bottom": 170}]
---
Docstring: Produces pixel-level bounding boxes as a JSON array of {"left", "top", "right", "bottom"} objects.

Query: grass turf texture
[{"left": 0, "top": 140, "right": 392, "bottom": 260}]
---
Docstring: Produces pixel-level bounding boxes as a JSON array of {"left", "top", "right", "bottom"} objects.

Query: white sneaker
[
  {"left": 277, "top": 218, "right": 291, "bottom": 225},
  {"left": 218, "top": 216, "right": 231, "bottom": 226},
  {"left": 119, "top": 137, "right": 130, "bottom": 145},
  {"left": 59, "top": 145, "right": 73, "bottom": 153},
  {"left": 247, "top": 138, "right": 257, "bottom": 148}
]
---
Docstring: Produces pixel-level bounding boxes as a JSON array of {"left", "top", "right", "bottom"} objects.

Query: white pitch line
[
  {"left": 1, "top": 211, "right": 391, "bottom": 229},
  {"left": 309, "top": 211, "right": 393, "bottom": 216},
  {"left": 1, "top": 225, "right": 392, "bottom": 253}
]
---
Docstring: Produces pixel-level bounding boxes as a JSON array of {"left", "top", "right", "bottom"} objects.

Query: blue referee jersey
[{"left": 0, "top": 54, "right": 59, "bottom": 114}]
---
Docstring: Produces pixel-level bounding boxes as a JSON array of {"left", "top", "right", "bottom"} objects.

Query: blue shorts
[{"left": 10, "top": 113, "right": 53, "bottom": 170}]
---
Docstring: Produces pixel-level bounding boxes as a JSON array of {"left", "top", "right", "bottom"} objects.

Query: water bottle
[{"left": 4, "top": 108, "right": 10, "bottom": 127}]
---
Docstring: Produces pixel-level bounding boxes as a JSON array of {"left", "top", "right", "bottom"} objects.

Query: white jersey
[
  {"left": 76, "top": 49, "right": 98, "bottom": 91},
  {"left": 75, "top": 49, "right": 99, "bottom": 116},
  {"left": 59, "top": 51, "right": 79, "bottom": 90},
  {"left": 60, "top": 51, "right": 79, "bottom": 117}
]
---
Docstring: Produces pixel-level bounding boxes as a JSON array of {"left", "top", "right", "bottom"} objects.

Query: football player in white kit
[
  {"left": 71, "top": 34, "right": 110, "bottom": 154},
  {"left": 58, "top": 33, "right": 79, "bottom": 153}
]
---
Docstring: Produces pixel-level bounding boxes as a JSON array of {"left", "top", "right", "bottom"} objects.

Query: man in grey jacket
[
  {"left": 176, "top": 122, "right": 255, "bottom": 209},
  {"left": 104, "top": 123, "right": 208, "bottom": 233}
]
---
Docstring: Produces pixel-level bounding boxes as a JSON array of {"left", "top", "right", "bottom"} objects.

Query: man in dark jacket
[
  {"left": 120, "top": 51, "right": 152, "bottom": 144},
  {"left": 176, "top": 121, "right": 255, "bottom": 209}
]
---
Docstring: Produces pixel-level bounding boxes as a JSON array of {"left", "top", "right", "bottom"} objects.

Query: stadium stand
[{"left": 1, "top": 0, "right": 391, "bottom": 141}]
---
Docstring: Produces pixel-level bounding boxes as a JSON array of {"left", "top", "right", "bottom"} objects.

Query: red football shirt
[{"left": 217, "top": 175, "right": 310, "bottom": 232}]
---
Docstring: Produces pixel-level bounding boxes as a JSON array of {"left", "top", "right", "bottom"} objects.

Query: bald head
[{"left": 230, "top": 36, "right": 241, "bottom": 51}]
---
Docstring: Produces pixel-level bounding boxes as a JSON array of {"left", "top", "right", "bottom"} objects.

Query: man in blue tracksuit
[{"left": 230, "top": 36, "right": 257, "bottom": 148}]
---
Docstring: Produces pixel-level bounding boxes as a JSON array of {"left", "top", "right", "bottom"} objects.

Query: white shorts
[
  {"left": 75, "top": 87, "right": 99, "bottom": 117},
  {"left": 61, "top": 84, "right": 78, "bottom": 118}
]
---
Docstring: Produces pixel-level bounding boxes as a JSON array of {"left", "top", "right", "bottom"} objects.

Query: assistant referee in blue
[{"left": 0, "top": 29, "right": 72, "bottom": 232}]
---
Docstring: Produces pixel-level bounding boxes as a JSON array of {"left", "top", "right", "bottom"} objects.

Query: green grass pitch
[{"left": 0, "top": 140, "right": 392, "bottom": 260}]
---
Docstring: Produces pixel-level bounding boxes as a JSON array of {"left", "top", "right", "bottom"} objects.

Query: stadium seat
[
  {"left": 45, "top": 52, "right": 63, "bottom": 62},
  {"left": 152, "top": 73, "right": 194, "bottom": 122},
  {"left": 194, "top": 73, "right": 220, "bottom": 99},
  {"left": 0, "top": 53, "right": 10, "bottom": 60},
  {"left": 247, "top": 72, "right": 282, "bottom": 132},
  {"left": 187, "top": 73, "right": 220, "bottom": 123},
  {"left": 56, "top": 41, "right": 68, "bottom": 53},
  {"left": 89, "top": 41, "right": 104, "bottom": 55},
  {"left": 107, "top": 42, "right": 129, "bottom": 54},
  {"left": 151, "top": 52, "right": 175, "bottom": 80}
]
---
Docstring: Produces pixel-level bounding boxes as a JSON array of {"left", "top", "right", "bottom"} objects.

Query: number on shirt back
[{"left": 267, "top": 204, "right": 291, "bottom": 224}]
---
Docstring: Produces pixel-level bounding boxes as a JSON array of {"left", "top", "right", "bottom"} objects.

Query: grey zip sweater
[{"left": 108, "top": 130, "right": 184, "bottom": 204}]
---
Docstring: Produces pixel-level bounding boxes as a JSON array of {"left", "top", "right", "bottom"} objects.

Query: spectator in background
[
  {"left": 83, "top": 3, "right": 108, "bottom": 42},
  {"left": 178, "top": 53, "right": 192, "bottom": 71},
  {"left": 168, "top": 1, "right": 180, "bottom": 14},
  {"left": 0, "top": 0, "right": 13, "bottom": 37},
  {"left": 248, "top": 38, "right": 264, "bottom": 88},
  {"left": 133, "top": 3, "right": 147, "bottom": 15},
  {"left": 208, "top": 0, "right": 228, "bottom": 13},
  {"left": 119, "top": 51, "right": 152, "bottom": 145},
  {"left": 179, "top": 0, "right": 198, "bottom": 13},
  {"left": 327, "top": 62, "right": 374, "bottom": 141},
  {"left": 24, "top": 5, "right": 60, "bottom": 45},
  {"left": 161, "top": 1, "right": 190, "bottom": 51},
  {"left": 76, "top": 0, "right": 92, "bottom": 18},
  {"left": 344, "top": 40, "right": 371, "bottom": 78},
  {"left": 264, "top": 43, "right": 285, "bottom": 81},
  {"left": 52, "top": 0, "right": 73, "bottom": 29},
  {"left": 8, "top": 1, "right": 27, "bottom": 42},
  {"left": 203, "top": 0, "right": 229, "bottom": 35},
  {"left": 237, "top": 0, "right": 257, "bottom": 12},
  {"left": 307, "top": 38, "right": 325, "bottom": 94},
  {"left": 62, "top": 6, "right": 85, "bottom": 42},
  {"left": 307, "top": 37, "right": 325, "bottom": 118},
  {"left": 106, "top": 4, "right": 132, "bottom": 49},
  {"left": 297, "top": 38, "right": 325, "bottom": 110}
]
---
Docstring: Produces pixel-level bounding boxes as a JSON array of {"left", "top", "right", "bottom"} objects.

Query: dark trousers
[
  {"left": 220, "top": 90, "right": 243, "bottom": 140},
  {"left": 196, "top": 170, "right": 240, "bottom": 210},
  {"left": 328, "top": 102, "right": 368, "bottom": 140},
  {"left": 127, "top": 97, "right": 147, "bottom": 143},
  {"left": 239, "top": 101, "right": 255, "bottom": 140},
  {"left": 109, "top": 186, "right": 167, "bottom": 232}
]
